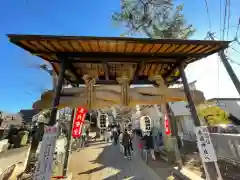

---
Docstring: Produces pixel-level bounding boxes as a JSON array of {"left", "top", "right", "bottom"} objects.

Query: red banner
[
  {"left": 72, "top": 107, "right": 88, "bottom": 138},
  {"left": 164, "top": 114, "right": 171, "bottom": 135}
]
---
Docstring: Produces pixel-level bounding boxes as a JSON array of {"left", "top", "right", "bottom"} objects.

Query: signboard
[
  {"left": 195, "top": 126, "right": 217, "bottom": 162},
  {"left": 33, "top": 126, "right": 58, "bottom": 180},
  {"left": 72, "top": 107, "right": 88, "bottom": 138},
  {"left": 164, "top": 114, "right": 171, "bottom": 135}
]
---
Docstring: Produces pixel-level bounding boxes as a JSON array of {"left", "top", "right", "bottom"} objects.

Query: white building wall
[{"left": 169, "top": 102, "right": 190, "bottom": 116}]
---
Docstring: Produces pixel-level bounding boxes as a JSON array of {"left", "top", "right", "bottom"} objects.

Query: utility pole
[
  {"left": 208, "top": 32, "right": 240, "bottom": 95},
  {"left": 179, "top": 63, "right": 222, "bottom": 180}
]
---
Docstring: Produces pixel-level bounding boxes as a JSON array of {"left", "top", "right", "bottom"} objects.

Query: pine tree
[{"left": 112, "top": 0, "right": 195, "bottom": 39}]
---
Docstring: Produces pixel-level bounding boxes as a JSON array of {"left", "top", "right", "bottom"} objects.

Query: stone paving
[
  {"left": 68, "top": 140, "right": 162, "bottom": 180},
  {"left": 0, "top": 146, "right": 28, "bottom": 174}
]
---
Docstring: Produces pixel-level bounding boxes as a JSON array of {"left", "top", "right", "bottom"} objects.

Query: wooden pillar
[
  {"left": 48, "top": 59, "right": 66, "bottom": 126},
  {"left": 117, "top": 76, "right": 130, "bottom": 106},
  {"left": 83, "top": 75, "right": 96, "bottom": 110}
]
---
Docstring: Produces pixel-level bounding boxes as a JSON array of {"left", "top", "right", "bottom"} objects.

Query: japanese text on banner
[{"left": 72, "top": 107, "right": 88, "bottom": 138}]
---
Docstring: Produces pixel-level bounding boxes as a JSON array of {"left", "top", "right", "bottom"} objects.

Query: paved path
[
  {"left": 68, "top": 141, "right": 162, "bottom": 180},
  {"left": 0, "top": 146, "right": 28, "bottom": 174}
]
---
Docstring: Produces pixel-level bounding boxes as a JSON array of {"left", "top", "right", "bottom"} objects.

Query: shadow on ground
[
  {"left": 81, "top": 144, "right": 140, "bottom": 179},
  {"left": 73, "top": 135, "right": 184, "bottom": 180}
]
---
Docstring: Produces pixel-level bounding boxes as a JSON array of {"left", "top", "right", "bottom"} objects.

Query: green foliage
[
  {"left": 197, "top": 105, "right": 230, "bottom": 126},
  {"left": 112, "top": 0, "right": 195, "bottom": 39}
]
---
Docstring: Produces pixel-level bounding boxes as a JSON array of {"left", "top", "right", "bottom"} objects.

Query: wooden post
[
  {"left": 117, "top": 76, "right": 130, "bottom": 106},
  {"left": 83, "top": 75, "right": 96, "bottom": 110},
  {"left": 48, "top": 59, "right": 66, "bottom": 126}
]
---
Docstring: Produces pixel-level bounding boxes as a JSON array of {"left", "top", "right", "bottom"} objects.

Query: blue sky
[{"left": 0, "top": 0, "right": 239, "bottom": 112}]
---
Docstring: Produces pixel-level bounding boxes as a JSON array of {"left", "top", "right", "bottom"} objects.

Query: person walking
[
  {"left": 112, "top": 126, "right": 119, "bottom": 145},
  {"left": 122, "top": 129, "right": 131, "bottom": 159},
  {"left": 128, "top": 129, "right": 134, "bottom": 152},
  {"left": 106, "top": 127, "right": 112, "bottom": 142},
  {"left": 86, "top": 127, "right": 89, "bottom": 140},
  {"left": 143, "top": 131, "right": 156, "bottom": 160},
  {"left": 117, "top": 124, "right": 121, "bottom": 136}
]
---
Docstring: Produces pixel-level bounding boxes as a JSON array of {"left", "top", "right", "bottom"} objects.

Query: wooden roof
[{"left": 8, "top": 34, "right": 230, "bottom": 85}]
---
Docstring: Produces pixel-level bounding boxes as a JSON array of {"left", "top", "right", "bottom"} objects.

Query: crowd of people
[
  {"left": 105, "top": 123, "right": 156, "bottom": 160},
  {"left": 72, "top": 125, "right": 90, "bottom": 150}
]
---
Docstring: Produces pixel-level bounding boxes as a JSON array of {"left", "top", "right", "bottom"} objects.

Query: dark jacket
[
  {"left": 143, "top": 135, "right": 154, "bottom": 149},
  {"left": 122, "top": 132, "right": 131, "bottom": 146},
  {"left": 113, "top": 130, "right": 118, "bottom": 138}
]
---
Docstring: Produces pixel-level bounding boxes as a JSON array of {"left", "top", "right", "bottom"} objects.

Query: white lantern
[
  {"left": 97, "top": 110, "right": 108, "bottom": 129},
  {"left": 140, "top": 116, "right": 152, "bottom": 132}
]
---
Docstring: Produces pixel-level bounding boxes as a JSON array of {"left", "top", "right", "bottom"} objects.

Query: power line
[
  {"left": 207, "top": 31, "right": 221, "bottom": 96},
  {"left": 208, "top": 32, "right": 240, "bottom": 95},
  {"left": 208, "top": 33, "right": 240, "bottom": 66},
  {"left": 226, "top": 0, "right": 231, "bottom": 39},
  {"left": 222, "top": 0, "right": 228, "bottom": 40},
  {"left": 204, "top": 0, "right": 212, "bottom": 31},
  {"left": 220, "top": 0, "right": 222, "bottom": 38},
  {"left": 235, "top": 18, "right": 240, "bottom": 46},
  {"left": 217, "top": 48, "right": 220, "bottom": 97},
  {"left": 228, "top": 57, "right": 240, "bottom": 66},
  {"left": 229, "top": 46, "right": 240, "bottom": 54},
  {"left": 219, "top": 23, "right": 239, "bottom": 38},
  {"left": 222, "top": 23, "right": 239, "bottom": 30},
  {"left": 211, "top": 33, "right": 240, "bottom": 54}
]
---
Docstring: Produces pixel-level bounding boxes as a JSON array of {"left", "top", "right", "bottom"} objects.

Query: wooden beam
[
  {"left": 71, "top": 79, "right": 156, "bottom": 85},
  {"left": 35, "top": 52, "right": 193, "bottom": 60},
  {"left": 48, "top": 59, "right": 175, "bottom": 64},
  {"left": 57, "top": 55, "right": 82, "bottom": 83},
  {"left": 162, "top": 62, "right": 183, "bottom": 79}
]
